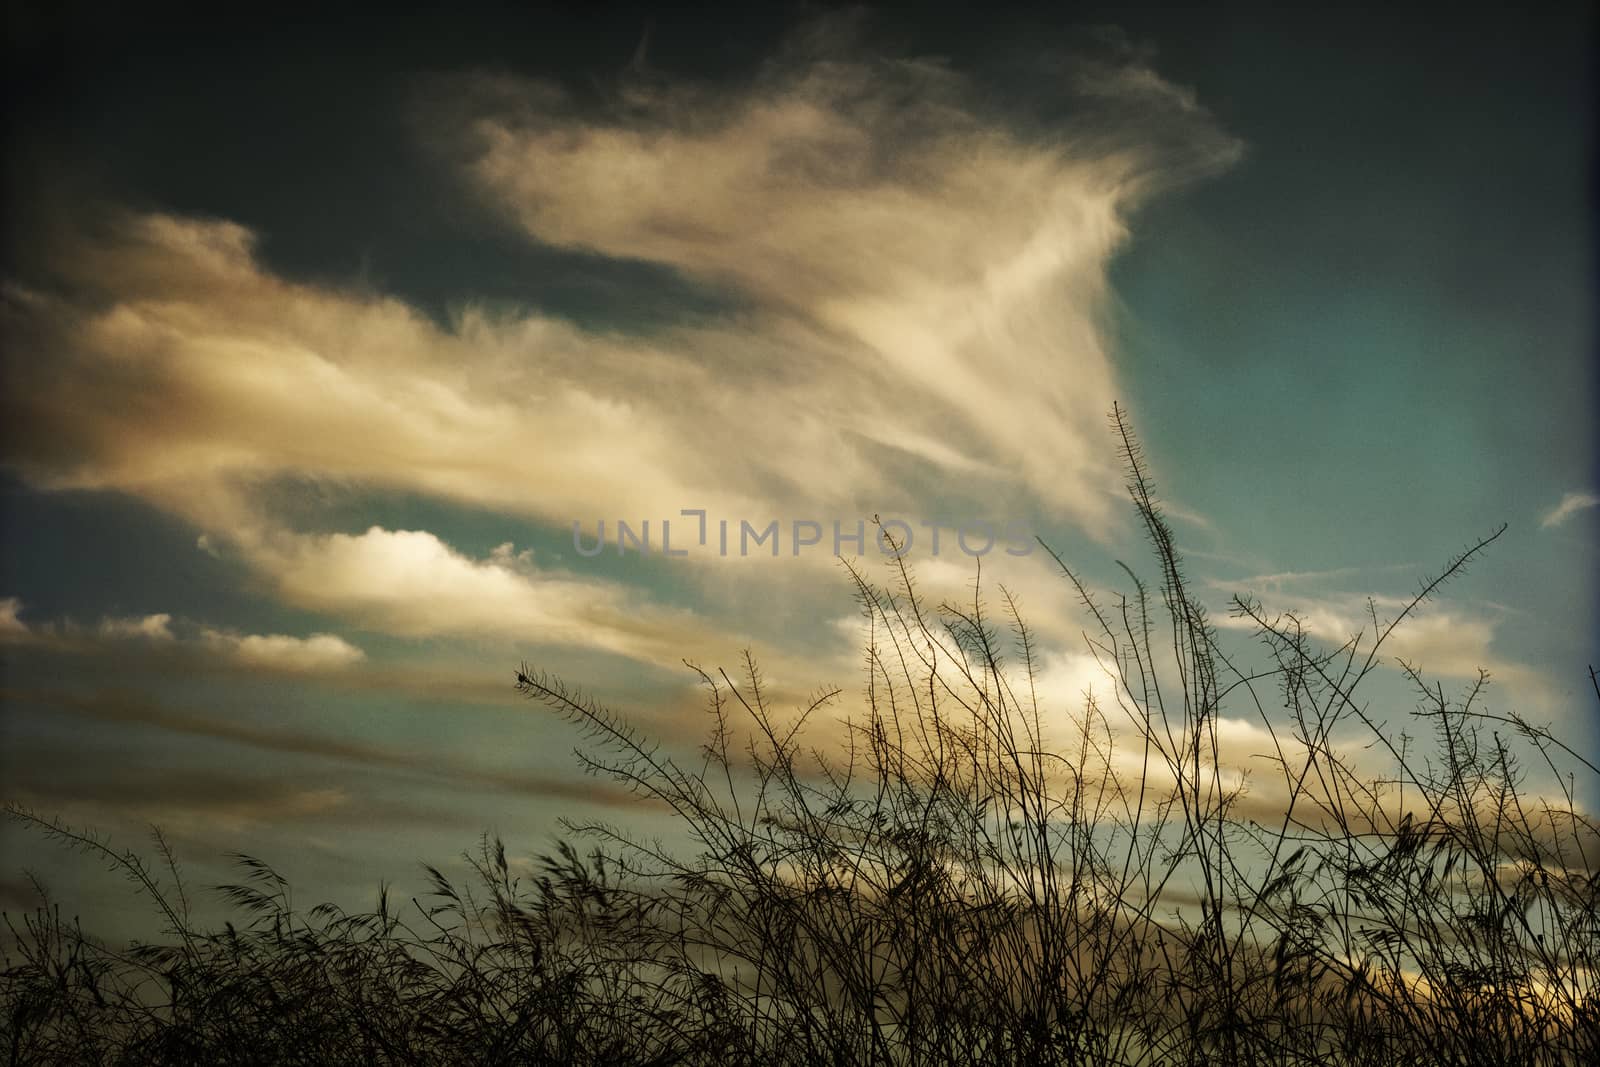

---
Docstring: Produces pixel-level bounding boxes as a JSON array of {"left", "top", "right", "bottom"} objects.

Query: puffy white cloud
[
  {"left": 249, "top": 524, "right": 814, "bottom": 675},
  {"left": 201, "top": 629, "right": 366, "bottom": 672},
  {"left": 259, "top": 526, "right": 649, "bottom": 646}
]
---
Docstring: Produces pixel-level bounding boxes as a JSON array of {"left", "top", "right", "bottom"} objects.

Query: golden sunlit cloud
[{"left": 0, "top": 29, "right": 1242, "bottom": 679}]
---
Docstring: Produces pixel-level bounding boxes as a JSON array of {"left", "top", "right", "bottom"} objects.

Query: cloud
[
  {"left": 1215, "top": 592, "right": 1543, "bottom": 694},
  {"left": 1542, "top": 490, "right": 1598, "bottom": 529},
  {"left": 2, "top": 229, "right": 735, "bottom": 541},
  {"left": 200, "top": 629, "right": 365, "bottom": 671},
  {"left": 242, "top": 524, "right": 877, "bottom": 697},
  {"left": 97, "top": 613, "right": 175, "bottom": 641},
  {"left": 2, "top": 27, "right": 1236, "bottom": 549},
  {"left": 1206, "top": 563, "right": 1414, "bottom": 593},
  {"left": 6, "top": 685, "right": 650, "bottom": 813},
  {"left": 4, "top": 763, "right": 361, "bottom": 836},
  {"left": 0, "top": 22, "right": 1245, "bottom": 704},
  {"left": 0, "top": 601, "right": 178, "bottom": 646},
  {"left": 432, "top": 32, "right": 1239, "bottom": 525},
  {"left": 0, "top": 596, "right": 365, "bottom": 674},
  {"left": 254, "top": 524, "right": 717, "bottom": 666},
  {"left": 0, "top": 597, "right": 25, "bottom": 639}
]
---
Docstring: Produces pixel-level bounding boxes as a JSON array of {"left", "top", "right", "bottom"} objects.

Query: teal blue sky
[{"left": 2, "top": 4, "right": 1594, "bottom": 939}]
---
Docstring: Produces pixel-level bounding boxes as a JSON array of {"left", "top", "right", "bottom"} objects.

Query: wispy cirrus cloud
[
  {"left": 1542, "top": 490, "right": 1598, "bottom": 529},
  {"left": 4, "top": 685, "right": 650, "bottom": 814},
  {"left": 0, "top": 596, "right": 364, "bottom": 674},
  {"left": 431, "top": 28, "right": 1240, "bottom": 528},
  {"left": 1215, "top": 591, "right": 1543, "bottom": 696},
  {"left": 1, "top": 24, "right": 1237, "bottom": 677}
]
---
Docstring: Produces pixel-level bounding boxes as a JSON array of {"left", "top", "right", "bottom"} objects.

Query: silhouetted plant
[{"left": 5, "top": 406, "right": 1596, "bottom": 1065}]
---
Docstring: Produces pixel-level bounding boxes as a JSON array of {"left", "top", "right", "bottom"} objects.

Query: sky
[{"left": 2, "top": 3, "right": 1595, "bottom": 940}]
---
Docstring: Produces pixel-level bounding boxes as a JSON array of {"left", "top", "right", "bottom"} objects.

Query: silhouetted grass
[{"left": 5, "top": 406, "right": 1597, "bottom": 1064}]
